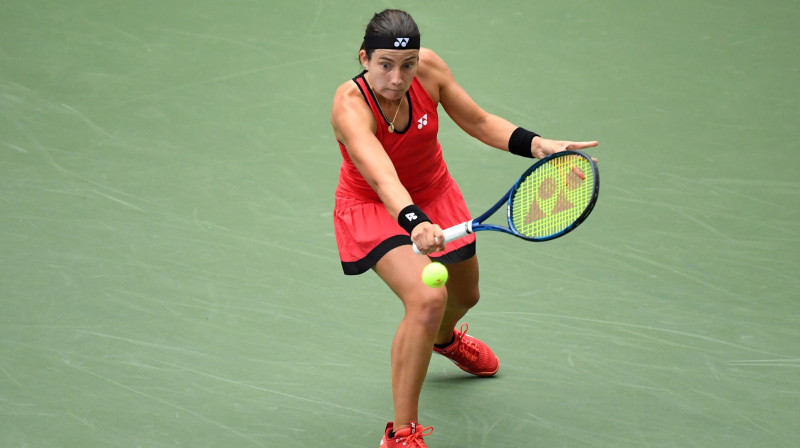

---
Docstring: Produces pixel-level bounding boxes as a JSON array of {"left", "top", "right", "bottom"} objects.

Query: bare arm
[
  {"left": 331, "top": 83, "right": 413, "bottom": 218},
  {"left": 418, "top": 49, "right": 598, "bottom": 158}
]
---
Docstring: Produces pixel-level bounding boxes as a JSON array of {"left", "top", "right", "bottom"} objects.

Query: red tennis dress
[{"left": 334, "top": 71, "right": 476, "bottom": 275}]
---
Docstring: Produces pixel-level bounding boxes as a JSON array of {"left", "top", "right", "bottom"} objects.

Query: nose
[{"left": 389, "top": 68, "right": 403, "bottom": 86}]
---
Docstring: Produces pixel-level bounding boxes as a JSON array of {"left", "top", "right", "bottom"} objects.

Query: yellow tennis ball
[{"left": 421, "top": 262, "right": 448, "bottom": 288}]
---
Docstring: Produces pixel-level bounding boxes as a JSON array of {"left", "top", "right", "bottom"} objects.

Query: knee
[
  {"left": 404, "top": 287, "right": 448, "bottom": 329},
  {"left": 461, "top": 287, "right": 481, "bottom": 309},
  {"left": 451, "top": 284, "right": 480, "bottom": 310}
]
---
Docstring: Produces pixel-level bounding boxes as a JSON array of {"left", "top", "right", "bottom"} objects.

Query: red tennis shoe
[
  {"left": 380, "top": 422, "right": 433, "bottom": 448},
  {"left": 433, "top": 323, "right": 499, "bottom": 376}
]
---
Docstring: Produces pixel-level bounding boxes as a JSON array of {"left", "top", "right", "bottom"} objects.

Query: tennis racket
[{"left": 413, "top": 150, "right": 599, "bottom": 254}]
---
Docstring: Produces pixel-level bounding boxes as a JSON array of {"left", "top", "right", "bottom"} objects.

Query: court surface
[{"left": 2, "top": 1, "right": 798, "bottom": 447}]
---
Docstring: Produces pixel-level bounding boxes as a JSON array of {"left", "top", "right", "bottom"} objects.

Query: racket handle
[{"left": 412, "top": 221, "right": 473, "bottom": 255}]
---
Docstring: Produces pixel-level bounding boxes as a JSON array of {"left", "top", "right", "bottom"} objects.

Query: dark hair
[{"left": 360, "top": 9, "right": 420, "bottom": 60}]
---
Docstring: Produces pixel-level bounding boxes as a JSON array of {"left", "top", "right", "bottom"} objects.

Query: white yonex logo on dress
[
  {"left": 418, "top": 114, "right": 428, "bottom": 129},
  {"left": 395, "top": 38, "right": 410, "bottom": 47},
  {"left": 405, "top": 212, "right": 418, "bottom": 221}
]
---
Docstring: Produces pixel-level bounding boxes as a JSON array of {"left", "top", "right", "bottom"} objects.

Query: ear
[{"left": 359, "top": 50, "right": 368, "bottom": 68}]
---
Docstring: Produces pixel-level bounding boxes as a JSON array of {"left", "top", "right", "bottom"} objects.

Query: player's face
[{"left": 361, "top": 49, "right": 419, "bottom": 101}]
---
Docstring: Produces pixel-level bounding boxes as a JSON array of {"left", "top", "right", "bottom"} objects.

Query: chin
[{"left": 384, "top": 90, "right": 405, "bottom": 100}]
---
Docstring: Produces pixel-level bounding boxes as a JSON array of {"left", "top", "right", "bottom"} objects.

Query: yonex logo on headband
[{"left": 363, "top": 35, "right": 421, "bottom": 50}]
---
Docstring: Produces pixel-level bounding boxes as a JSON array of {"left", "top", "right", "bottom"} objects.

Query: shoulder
[
  {"left": 331, "top": 77, "right": 376, "bottom": 142},
  {"left": 333, "top": 77, "right": 364, "bottom": 109},
  {"left": 416, "top": 48, "right": 455, "bottom": 104},
  {"left": 418, "top": 48, "right": 449, "bottom": 74}
]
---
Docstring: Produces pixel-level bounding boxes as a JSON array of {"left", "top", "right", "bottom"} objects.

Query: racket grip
[{"left": 412, "top": 221, "right": 473, "bottom": 255}]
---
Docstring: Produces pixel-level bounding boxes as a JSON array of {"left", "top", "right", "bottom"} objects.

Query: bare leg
[
  {"left": 373, "top": 245, "right": 448, "bottom": 430},
  {"left": 434, "top": 256, "right": 480, "bottom": 345}
]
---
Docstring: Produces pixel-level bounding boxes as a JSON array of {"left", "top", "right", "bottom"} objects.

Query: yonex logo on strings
[
  {"left": 395, "top": 38, "right": 410, "bottom": 47},
  {"left": 524, "top": 164, "right": 584, "bottom": 225}
]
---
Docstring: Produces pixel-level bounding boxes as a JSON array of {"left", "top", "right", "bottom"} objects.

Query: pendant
[{"left": 388, "top": 123, "right": 395, "bottom": 133}]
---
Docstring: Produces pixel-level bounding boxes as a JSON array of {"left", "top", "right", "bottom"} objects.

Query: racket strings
[{"left": 510, "top": 155, "right": 595, "bottom": 238}]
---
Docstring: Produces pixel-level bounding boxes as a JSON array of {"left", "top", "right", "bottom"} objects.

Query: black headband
[{"left": 363, "top": 35, "right": 421, "bottom": 50}]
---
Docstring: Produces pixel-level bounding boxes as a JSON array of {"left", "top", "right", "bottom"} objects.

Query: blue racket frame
[{"left": 414, "top": 151, "right": 599, "bottom": 254}]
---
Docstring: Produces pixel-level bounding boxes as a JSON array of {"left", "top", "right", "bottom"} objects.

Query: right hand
[{"left": 411, "top": 222, "right": 445, "bottom": 255}]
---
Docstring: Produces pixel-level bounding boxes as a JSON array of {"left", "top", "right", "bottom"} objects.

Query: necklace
[
  {"left": 385, "top": 95, "right": 404, "bottom": 133},
  {"left": 365, "top": 75, "right": 405, "bottom": 133}
]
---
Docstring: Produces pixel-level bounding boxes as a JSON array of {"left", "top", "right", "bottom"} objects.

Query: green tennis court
[{"left": 2, "top": 1, "right": 798, "bottom": 446}]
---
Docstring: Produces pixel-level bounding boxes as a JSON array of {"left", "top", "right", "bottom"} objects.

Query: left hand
[{"left": 531, "top": 137, "right": 598, "bottom": 160}]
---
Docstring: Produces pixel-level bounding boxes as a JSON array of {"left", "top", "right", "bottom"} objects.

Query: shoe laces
[
  {"left": 453, "top": 323, "right": 480, "bottom": 362},
  {"left": 396, "top": 423, "right": 433, "bottom": 446}
]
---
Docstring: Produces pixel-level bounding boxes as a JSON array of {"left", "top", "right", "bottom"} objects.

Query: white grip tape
[{"left": 412, "top": 221, "right": 473, "bottom": 254}]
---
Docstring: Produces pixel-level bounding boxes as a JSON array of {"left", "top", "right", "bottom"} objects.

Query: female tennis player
[{"left": 331, "top": 9, "right": 597, "bottom": 447}]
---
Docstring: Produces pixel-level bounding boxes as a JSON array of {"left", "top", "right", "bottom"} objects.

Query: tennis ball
[{"left": 421, "top": 262, "right": 448, "bottom": 288}]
